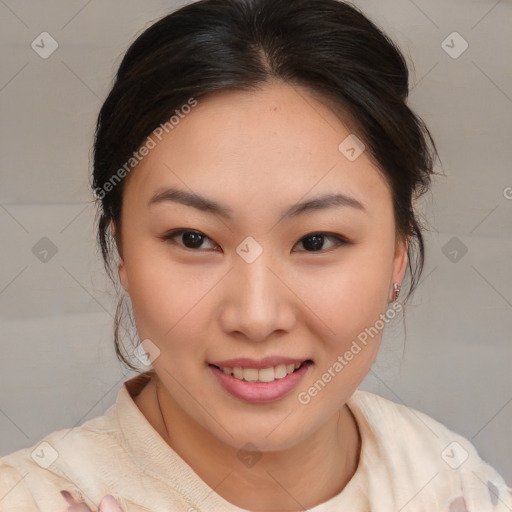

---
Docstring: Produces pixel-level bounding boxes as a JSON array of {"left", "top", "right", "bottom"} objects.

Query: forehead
[{"left": 122, "top": 82, "right": 391, "bottom": 218}]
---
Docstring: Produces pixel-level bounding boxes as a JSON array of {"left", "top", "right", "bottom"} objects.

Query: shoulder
[
  {"left": 0, "top": 403, "right": 123, "bottom": 511},
  {"left": 0, "top": 459, "right": 41, "bottom": 511},
  {"left": 349, "top": 390, "right": 512, "bottom": 510}
]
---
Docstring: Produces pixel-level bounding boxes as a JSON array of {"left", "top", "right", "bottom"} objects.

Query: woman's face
[{"left": 116, "top": 81, "right": 408, "bottom": 451}]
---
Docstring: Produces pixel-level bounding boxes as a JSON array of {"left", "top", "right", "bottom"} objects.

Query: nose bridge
[
  {"left": 238, "top": 250, "right": 274, "bottom": 307},
  {"left": 221, "top": 246, "right": 294, "bottom": 340}
]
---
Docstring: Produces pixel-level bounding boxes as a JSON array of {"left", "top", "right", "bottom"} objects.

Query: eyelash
[{"left": 160, "top": 229, "right": 349, "bottom": 253}]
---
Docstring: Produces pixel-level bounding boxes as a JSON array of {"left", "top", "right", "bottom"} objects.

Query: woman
[{"left": 1, "top": 0, "right": 510, "bottom": 511}]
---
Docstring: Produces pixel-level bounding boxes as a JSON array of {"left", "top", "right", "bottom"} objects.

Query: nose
[{"left": 218, "top": 250, "right": 296, "bottom": 342}]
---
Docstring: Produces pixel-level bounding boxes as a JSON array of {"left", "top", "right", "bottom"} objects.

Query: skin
[
  {"left": 60, "top": 490, "right": 122, "bottom": 511},
  {"left": 113, "top": 80, "right": 408, "bottom": 511}
]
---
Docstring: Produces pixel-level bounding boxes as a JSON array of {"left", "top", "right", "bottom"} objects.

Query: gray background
[{"left": 1, "top": 0, "right": 511, "bottom": 486}]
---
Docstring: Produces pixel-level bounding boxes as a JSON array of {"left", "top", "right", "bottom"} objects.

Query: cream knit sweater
[{"left": 1, "top": 371, "right": 510, "bottom": 511}]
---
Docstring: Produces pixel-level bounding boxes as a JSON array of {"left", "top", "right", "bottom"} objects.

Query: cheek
[
  {"left": 298, "top": 246, "right": 393, "bottom": 339},
  {"left": 122, "top": 246, "right": 195, "bottom": 336},
  {"left": 123, "top": 245, "right": 220, "bottom": 365}
]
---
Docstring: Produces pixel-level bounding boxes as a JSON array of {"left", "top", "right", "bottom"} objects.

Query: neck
[{"left": 147, "top": 375, "right": 361, "bottom": 511}]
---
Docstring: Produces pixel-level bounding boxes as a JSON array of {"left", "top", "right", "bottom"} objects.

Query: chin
[{"left": 209, "top": 419, "right": 309, "bottom": 453}]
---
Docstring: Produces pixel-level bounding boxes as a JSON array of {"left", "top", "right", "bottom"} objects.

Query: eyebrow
[{"left": 148, "top": 186, "right": 367, "bottom": 221}]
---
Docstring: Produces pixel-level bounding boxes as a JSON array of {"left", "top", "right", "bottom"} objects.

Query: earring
[{"left": 392, "top": 282, "right": 401, "bottom": 302}]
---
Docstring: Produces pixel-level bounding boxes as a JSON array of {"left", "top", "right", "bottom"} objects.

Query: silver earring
[{"left": 393, "top": 282, "right": 400, "bottom": 301}]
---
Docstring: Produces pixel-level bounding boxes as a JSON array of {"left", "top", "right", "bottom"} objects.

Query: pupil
[
  {"left": 183, "top": 231, "right": 203, "bottom": 249},
  {"left": 303, "top": 233, "right": 324, "bottom": 251}
]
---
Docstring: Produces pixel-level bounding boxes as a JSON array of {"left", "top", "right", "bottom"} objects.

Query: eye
[
  {"left": 293, "top": 232, "right": 348, "bottom": 252},
  {"left": 160, "top": 229, "right": 349, "bottom": 253},
  {"left": 160, "top": 229, "right": 219, "bottom": 251}
]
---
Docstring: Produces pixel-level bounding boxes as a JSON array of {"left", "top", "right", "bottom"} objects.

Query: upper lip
[{"left": 208, "top": 357, "right": 312, "bottom": 369}]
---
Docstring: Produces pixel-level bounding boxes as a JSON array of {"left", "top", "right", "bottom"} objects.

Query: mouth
[
  {"left": 208, "top": 359, "right": 313, "bottom": 403},
  {"left": 208, "top": 359, "right": 313, "bottom": 384}
]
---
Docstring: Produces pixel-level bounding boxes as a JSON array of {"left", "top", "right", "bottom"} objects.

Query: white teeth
[
  {"left": 258, "top": 367, "right": 276, "bottom": 383},
  {"left": 274, "top": 364, "right": 288, "bottom": 379},
  {"left": 243, "top": 368, "right": 259, "bottom": 382},
  {"left": 219, "top": 362, "right": 305, "bottom": 383}
]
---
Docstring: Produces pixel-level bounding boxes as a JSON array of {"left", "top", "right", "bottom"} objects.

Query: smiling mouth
[{"left": 209, "top": 360, "right": 313, "bottom": 383}]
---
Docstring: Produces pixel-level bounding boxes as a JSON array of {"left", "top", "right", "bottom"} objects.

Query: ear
[
  {"left": 389, "top": 236, "right": 409, "bottom": 302},
  {"left": 111, "top": 221, "right": 129, "bottom": 292}
]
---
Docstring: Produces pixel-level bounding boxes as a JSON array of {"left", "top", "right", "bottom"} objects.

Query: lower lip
[{"left": 208, "top": 362, "right": 311, "bottom": 404}]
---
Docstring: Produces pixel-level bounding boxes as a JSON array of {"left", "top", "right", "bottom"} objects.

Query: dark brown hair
[{"left": 91, "top": 0, "right": 441, "bottom": 371}]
